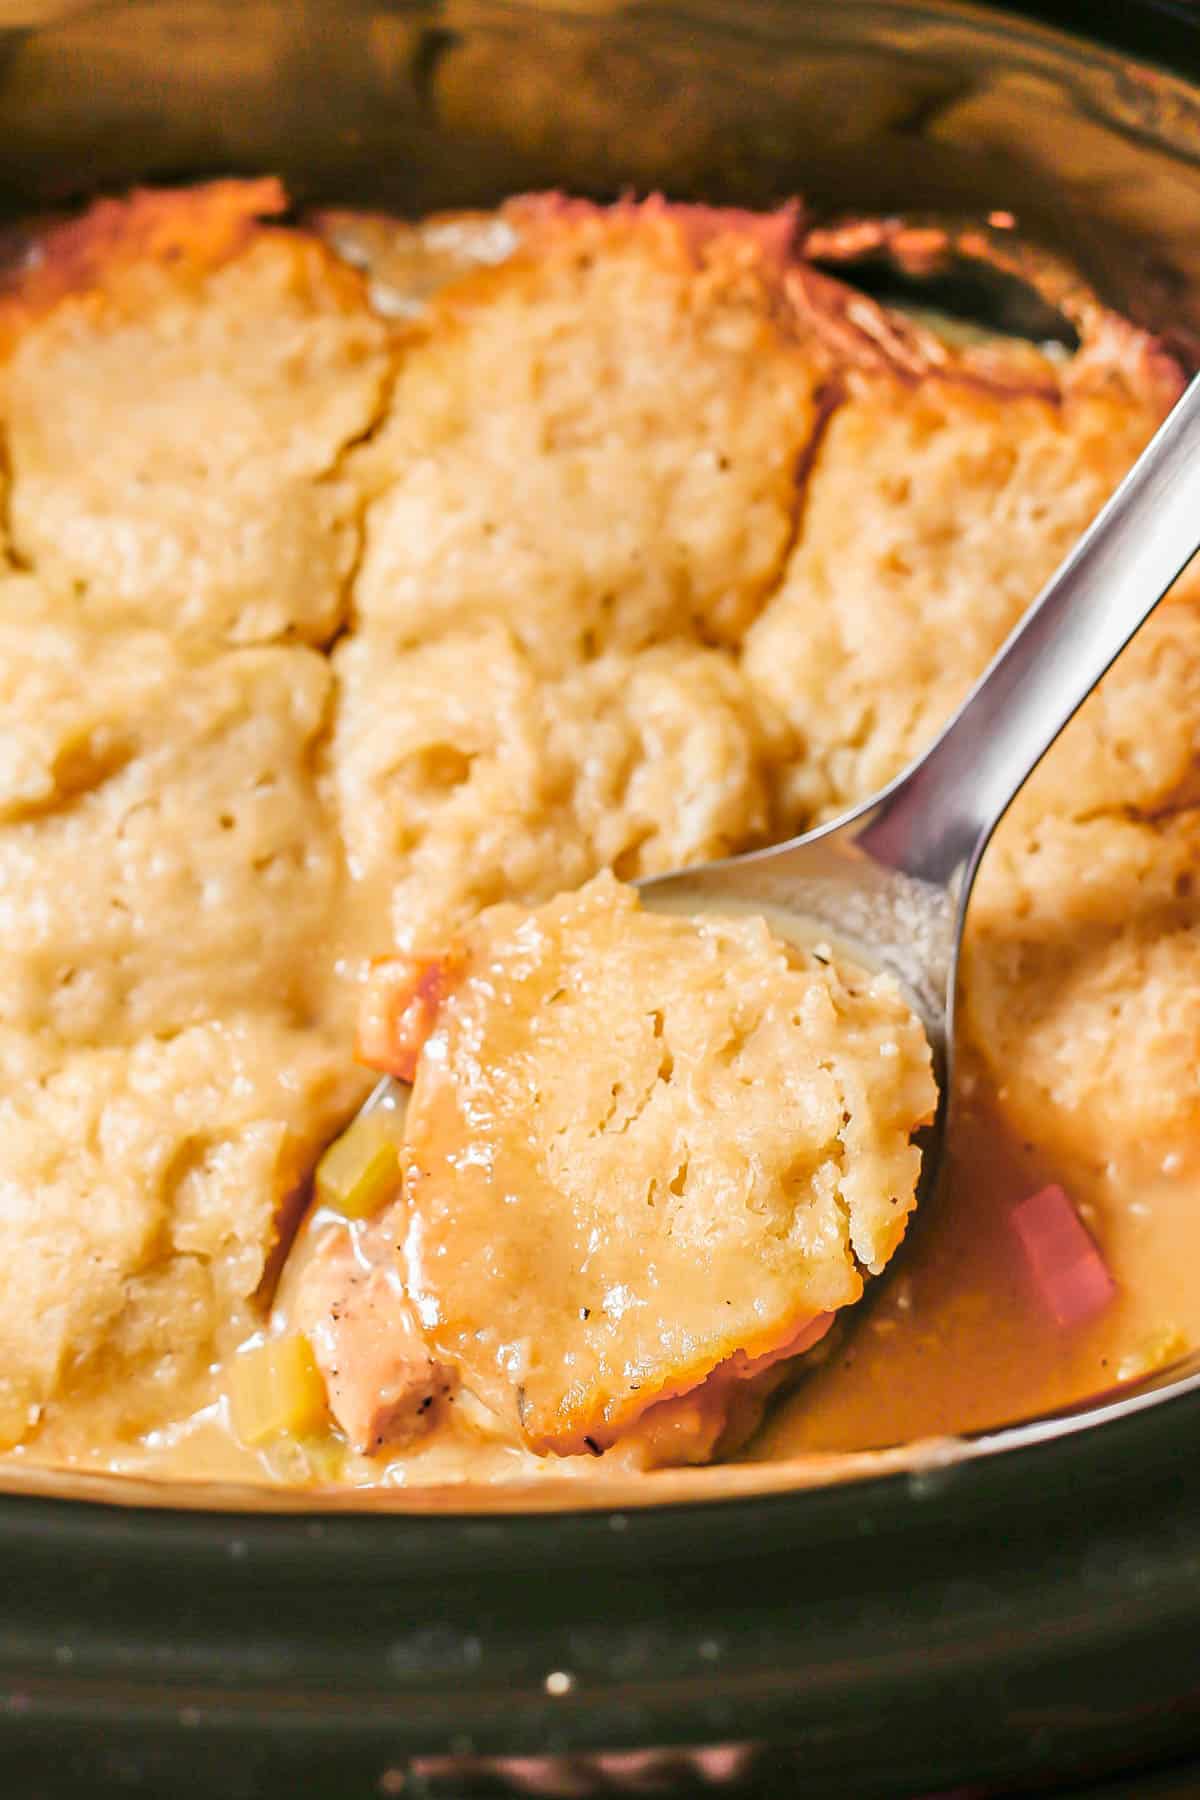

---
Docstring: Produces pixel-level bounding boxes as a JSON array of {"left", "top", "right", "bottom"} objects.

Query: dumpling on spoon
[{"left": 348, "top": 872, "right": 934, "bottom": 1459}]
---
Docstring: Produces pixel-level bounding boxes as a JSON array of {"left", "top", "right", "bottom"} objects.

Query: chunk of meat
[
  {"left": 1010, "top": 1184, "right": 1116, "bottom": 1328},
  {"left": 609, "top": 1311, "right": 837, "bottom": 1470},
  {"left": 291, "top": 1230, "right": 455, "bottom": 1454}
]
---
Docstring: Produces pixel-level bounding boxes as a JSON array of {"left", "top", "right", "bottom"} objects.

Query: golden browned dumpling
[
  {"left": 0, "top": 181, "right": 389, "bottom": 647},
  {"left": 957, "top": 502, "right": 1200, "bottom": 1195},
  {"left": 376, "top": 875, "right": 934, "bottom": 1454},
  {"left": 1004, "top": 584, "right": 1200, "bottom": 831},
  {"left": 349, "top": 200, "right": 831, "bottom": 668}
]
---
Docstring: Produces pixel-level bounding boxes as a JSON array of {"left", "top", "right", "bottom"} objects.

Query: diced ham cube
[{"left": 1011, "top": 1184, "right": 1117, "bottom": 1327}]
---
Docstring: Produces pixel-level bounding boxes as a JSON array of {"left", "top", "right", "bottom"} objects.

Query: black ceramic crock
[{"left": 3, "top": 4, "right": 1200, "bottom": 1795}]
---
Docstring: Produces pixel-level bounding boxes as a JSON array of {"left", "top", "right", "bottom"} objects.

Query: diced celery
[
  {"left": 314, "top": 1109, "right": 403, "bottom": 1219},
  {"left": 298, "top": 1435, "right": 350, "bottom": 1486},
  {"left": 259, "top": 1431, "right": 348, "bottom": 1488},
  {"left": 230, "top": 1334, "right": 328, "bottom": 1447}
]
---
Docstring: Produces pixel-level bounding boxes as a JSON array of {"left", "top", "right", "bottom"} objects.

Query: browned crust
[
  {"left": 423, "top": 192, "right": 1186, "bottom": 411},
  {"left": 534, "top": 1305, "right": 837, "bottom": 1457},
  {"left": 0, "top": 177, "right": 384, "bottom": 360},
  {"left": 398, "top": 190, "right": 814, "bottom": 344},
  {"left": 504, "top": 189, "right": 807, "bottom": 268},
  {"left": 804, "top": 214, "right": 1186, "bottom": 409},
  {"left": 0, "top": 180, "right": 1184, "bottom": 421},
  {"left": 0, "top": 179, "right": 286, "bottom": 335}
]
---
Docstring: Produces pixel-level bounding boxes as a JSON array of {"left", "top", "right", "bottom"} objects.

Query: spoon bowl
[{"left": 638, "top": 808, "right": 956, "bottom": 1072}]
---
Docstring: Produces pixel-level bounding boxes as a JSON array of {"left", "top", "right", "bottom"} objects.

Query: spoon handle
[{"left": 858, "top": 375, "right": 1200, "bottom": 888}]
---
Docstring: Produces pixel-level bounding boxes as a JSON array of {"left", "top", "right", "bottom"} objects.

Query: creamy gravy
[
  {"left": 6, "top": 1049, "right": 1190, "bottom": 1500},
  {"left": 759, "top": 1071, "right": 1189, "bottom": 1460}
]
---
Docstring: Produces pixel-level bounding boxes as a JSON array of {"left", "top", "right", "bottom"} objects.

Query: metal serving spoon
[
  {"left": 360, "top": 378, "right": 1200, "bottom": 1191},
  {"left": 641, "top": 375, "right": 1200, "bottom": 1137}
]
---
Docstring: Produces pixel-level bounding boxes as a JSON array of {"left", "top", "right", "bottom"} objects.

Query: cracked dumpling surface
[
  {"left": 960, "top": 563, "right": 1200, "bottom": 1186},
  {"left": 327, "top": 622, "right": 787, "bottom": 949},
  {"left": 0, "top": 181, "right": 389, "bottom": 646},
  {"left": 1002, "top": 585, "right": 1200, "bottom": 830},
  {"left": 963, "top": 809, "right": 1200, "bottom": 1190},
  {"left": 0, "top": 1018, "right": 363, "bottom": 1450},
  {"left": 387, "top": 874, "right": 935, "bottom": 1454},
  {"left": 744, "top": 377, "right": 1170, "bottom": 824},
  {"left": 350, "top": 200, "right": 829, "bottom": 669},
  {"left": 0, "top": 593, "right": 343, "bottom": 1049}
]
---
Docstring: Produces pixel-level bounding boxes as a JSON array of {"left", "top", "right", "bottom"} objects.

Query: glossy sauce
[
  {"left": 3, "top": 899, "right": 1192, "bottom": 1495},
  {"left": 757, "top": 1065, "right": 1189, "bottom": 1460},
  {"left": 7, "top": 1027, "right": 1194, "bottom": 1501}
]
